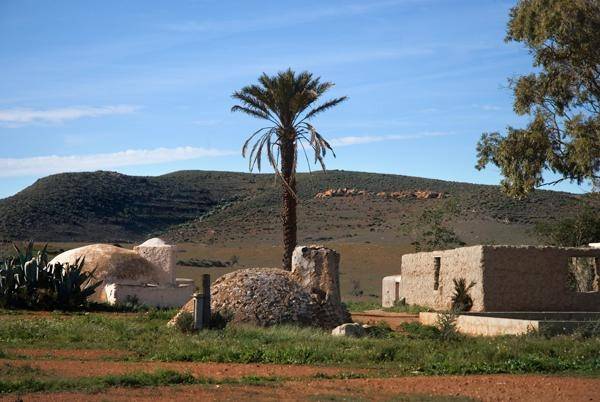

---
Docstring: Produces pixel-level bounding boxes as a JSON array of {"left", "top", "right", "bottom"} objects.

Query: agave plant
[
  {"left": 0, "top": 259, "right": 21, "bottom": 307},
  {"left": 450, "top": 278, "right": 476, "bottom": 312},
  {"left": 0, "top": 243, "right": 101, "bottom": 310},
  {"left": 44, "top": 257, "right": 102, "bottom": 309}
]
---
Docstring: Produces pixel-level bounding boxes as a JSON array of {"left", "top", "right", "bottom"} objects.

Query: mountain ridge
[{"left": 0, "top": 169, "right": 595, "bottom": 244}]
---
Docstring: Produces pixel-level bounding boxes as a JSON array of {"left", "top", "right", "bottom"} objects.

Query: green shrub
[
  {"left": 435, "top": 311, "right": 460, "bottom": 341},
  {"left": 174, "top": 312, "right": 196, "bottom": 333}
]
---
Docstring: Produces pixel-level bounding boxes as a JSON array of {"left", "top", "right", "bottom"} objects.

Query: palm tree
[{"left": 232, "top": 69, "right": 347, "bottom": 270}]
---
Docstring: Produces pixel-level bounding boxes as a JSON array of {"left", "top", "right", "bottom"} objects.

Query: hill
[{"left": 0, "top": 170, "right": 596, "bottom": 245}]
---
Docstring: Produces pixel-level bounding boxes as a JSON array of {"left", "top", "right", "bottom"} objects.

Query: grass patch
[
  {"left": 345, "top": 300, "right": 431, "bottom": 314},
  {"left": 0, "top": 369, "right": 282, "bottom": 394},
  {"left": 0, "top": 312, "right": 599, "bottom": 376}
]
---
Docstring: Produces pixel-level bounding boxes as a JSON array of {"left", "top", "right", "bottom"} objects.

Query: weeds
[
  {"left": 0, "top": 312, "right": 599, "bottom": 375},
  {"left": 0, "top": 369, "right": 282, "bottom": 394}
]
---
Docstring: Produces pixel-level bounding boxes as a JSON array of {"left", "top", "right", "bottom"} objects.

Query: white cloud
[
  {"left": 329, "top": 132, "right": 448, "bottom": 147},
  {"left": 0, "top": 146, "right": 236, "bottom": 177},
  {"left": 0, "top": 105, "right": 139, "bottom": 126}
]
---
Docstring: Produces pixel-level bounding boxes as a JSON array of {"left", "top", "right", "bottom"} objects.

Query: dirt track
[
  {"left": 2, "top": 348, "right": 599, "bottom": 401},
  {"left": 4, "top": 374, "right": 599, "bottom": 401}
]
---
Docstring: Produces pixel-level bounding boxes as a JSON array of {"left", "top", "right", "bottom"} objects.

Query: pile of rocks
[
  {"left": 377, "top": 190, "right": 444, "bottom": 199},
  {"left": 315, "top": 188, "right": 444, "bottom": 199},
  {"left": 211, "top": 268, "right": 315, "bottom": 327},
  {"left": 315, "top": 188, "right": 368, "bottom": 198},
  {"left": 170, "top": 245, "right": 351, "bottom": 329}
]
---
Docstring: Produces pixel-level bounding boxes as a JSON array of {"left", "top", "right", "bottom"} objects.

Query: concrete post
[
  {"left": 202, "top": 274, "right": 211, "bottom": 328},
  {"left": 192, "top": 292, "right": 204, "bottom": 330}
]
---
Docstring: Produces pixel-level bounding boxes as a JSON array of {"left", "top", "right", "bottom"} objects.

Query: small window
[
  {"left": 433, "top": 257, "right": 441, "bottom": 290},
  {"left": 568, "top": 257, "right": 599, "bottom": 292}
]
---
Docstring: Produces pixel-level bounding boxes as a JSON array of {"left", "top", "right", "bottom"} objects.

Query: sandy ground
[{"left": 2, "top": 348, "right": 599, "bottom": 401}]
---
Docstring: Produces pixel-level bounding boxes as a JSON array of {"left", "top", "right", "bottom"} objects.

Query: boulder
[{"left": 331, "top": 323, "right": 365, "bottom": 337}]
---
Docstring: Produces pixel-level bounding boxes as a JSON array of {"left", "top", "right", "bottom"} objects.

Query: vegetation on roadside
[
  {"left": 0, "top": 368, "right": 281, "bottom": 394},
  {"left": 1, "top": 312, "right": 598, "bottom": 375}
]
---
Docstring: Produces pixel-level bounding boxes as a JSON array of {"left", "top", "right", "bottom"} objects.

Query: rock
[
  {"left": 331, "top": 323, "right": 365, "bottom": 337},
  {"left": 291, "top": 245, "right": 351, "bottom": 329}
]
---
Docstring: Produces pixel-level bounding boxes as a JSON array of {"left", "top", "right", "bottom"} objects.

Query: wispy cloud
[
  {"left": 0, "top": 105, "right": 139, "bottom": 126},
  {"left": 166, "top": 0, "right": 421, "bottom": 34},
  {"left": 478, "top": 104, "right": 502, "bottom": 111},
  {"left": 0, "top": 146, "right": 235, "bottom": 177},
  {"left": 329, "top": 132, "right": 448, "bottom": 147}
]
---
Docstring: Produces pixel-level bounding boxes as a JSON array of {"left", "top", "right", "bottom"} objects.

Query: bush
[
  {"left": 174, "top": 312, "right": 196, "bottom": 333},
  {"left": 435, "top": 311, "right": 461, "bottom": 341}
]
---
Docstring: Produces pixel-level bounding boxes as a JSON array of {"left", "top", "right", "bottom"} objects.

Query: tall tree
[
  {"left": 476, "top": 0, "right": 600, "bottom": 198},
  {"left": 232, "top": 69, "right": 347, "bottom": 270}
]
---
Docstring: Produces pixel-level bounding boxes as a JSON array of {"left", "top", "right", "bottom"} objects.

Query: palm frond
[{"left": 303, "top": 96, "right": 348, "bottom": 121}]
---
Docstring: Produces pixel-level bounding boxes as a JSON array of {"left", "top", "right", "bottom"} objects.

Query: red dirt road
[
  {"left": 4, "top": 374, "right": 599, "bottom": 401},
  {"left": 2, "top": 348, "right": 599, "bottom": 401}
]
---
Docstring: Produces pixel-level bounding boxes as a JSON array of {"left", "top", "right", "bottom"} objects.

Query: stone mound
[
  {"left": 210, "top": 268, "right": 315, "bottom": 327},
  {"left": 171, "top": 266, "right": 350, "bottom": 329},
  {"left": 50, "top": 244, "right": 161, "bottom": 302}
]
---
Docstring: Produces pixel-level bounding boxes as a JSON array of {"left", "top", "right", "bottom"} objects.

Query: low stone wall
[{"left": 104, "top": 282, "right": 194, "bottom": 308}]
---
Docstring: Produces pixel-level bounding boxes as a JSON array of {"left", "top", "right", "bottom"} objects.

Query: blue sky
[{"left": 0, "top": 0, "right": 590, "bottom": 199}]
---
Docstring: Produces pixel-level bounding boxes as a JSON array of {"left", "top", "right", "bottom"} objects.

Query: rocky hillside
[{"left": 0, "top": 170, "right": 596, "bottom": 244}]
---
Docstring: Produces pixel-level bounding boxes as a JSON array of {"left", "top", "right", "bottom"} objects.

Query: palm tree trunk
[{"left": 280, "top": 136, "right": 297, "bottom": 271}]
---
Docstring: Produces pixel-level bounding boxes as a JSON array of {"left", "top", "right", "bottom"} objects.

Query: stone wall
[
  {"left": 399, "top": 246, "right": 485, "bottom": 311},
  {"left": 481, "top": 246, "right": 600, "bottom": 311},
  {"left": 398, "top": 245, "right": 600, "bottom": 312}
]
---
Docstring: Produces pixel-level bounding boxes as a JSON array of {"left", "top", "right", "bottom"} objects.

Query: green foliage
[
  {"left": 174, "top": 311, "right": 196, "bottom": 333},
  {"left": 2, "top": 313, "right": 600, "bottom": 375},
  {"left": 476, "top": 0, "right": 600, "bottom": 197},
  {"left": 232, "top": 69, "right": 347, "bottom": 177},
  {"left": 410, "top": 201, "right": 465, "bottom": 251},
  {"left": 0, "top": 369, "right": 281, "bottom": 394},
  {"left": 435, "top": 311, "right": 460, "bottom": 342},
  {"left": 0, "top": 243, "right": 101, "bottom": 310},
  {"left": 450, "top": 278, "right": 476, "bottom": 313},
  {"left": 535, "top": 206, "right": 600, "bottom": 246}
]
